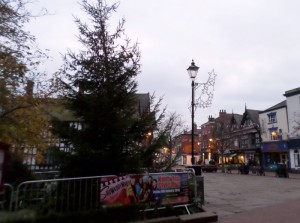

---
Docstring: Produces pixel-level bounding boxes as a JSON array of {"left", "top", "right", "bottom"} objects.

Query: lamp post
[{"left": 187, "top": 60, "right": 199, "bottom": 165}]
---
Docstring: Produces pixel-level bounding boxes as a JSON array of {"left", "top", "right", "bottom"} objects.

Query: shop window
[{"left": 280, "top": 154, "right": 287, "bottom": 164}]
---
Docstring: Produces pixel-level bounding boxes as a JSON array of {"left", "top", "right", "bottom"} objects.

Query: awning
[{"left": 230, "top": 153, "right": 237, "bottom": 157}]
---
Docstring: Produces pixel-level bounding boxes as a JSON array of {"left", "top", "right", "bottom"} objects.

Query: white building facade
[
  {"left": 259, "top": 101, "right": 289, "bottom": 167},
  {"left": 284, "top": 87, "right": 300, "bottom": 170}
]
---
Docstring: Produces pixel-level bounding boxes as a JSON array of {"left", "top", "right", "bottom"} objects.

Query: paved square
[{"left": 202, "top": 171, "right": 300, "bottom": 219}]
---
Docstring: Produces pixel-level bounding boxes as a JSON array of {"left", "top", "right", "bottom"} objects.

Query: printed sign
[{"left": 100, "top": 172, "right": 190, "bottom": 207}]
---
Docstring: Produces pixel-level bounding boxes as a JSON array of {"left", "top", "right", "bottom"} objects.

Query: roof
[
  {"left": 41, "top": 93, "right": 150, "bottom": 122},
  {"left": 200, "top": 112, "right": 243, "bottom": 130},
  {"left": 241, "top": 109, "right": 260, "bottom": 125},
  {"left": 283, "top": 87, "right": 300, "bottom": 97},
  {"left": 232, "top": 113, "right": 243, "bottom": 125},
  {"left": 215, "top": 113, "right": 232, "bottom": 124},
  {"left": 40, "top": 99, "right": 79, "bottom": 122},
  {"left": 45, "top": 105, "right": 79, "bottom": 122},
  {"left": 259, "top": 100, "right": 287, "bottom": 114}
]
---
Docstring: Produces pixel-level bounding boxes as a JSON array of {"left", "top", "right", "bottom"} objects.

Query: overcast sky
[{"left": 26, "top": 0, "right": 300, "bottom": 128}]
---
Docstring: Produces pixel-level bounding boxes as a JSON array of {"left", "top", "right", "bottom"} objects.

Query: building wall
[
  {"left": 286, "top": 94, "right": 300, "bottom": 138},
  {"left": 259, "top": 107, "right": 288, "bottom": 142},
  {"left": 285, "top": 89, "right": 300, "bottom": 169},
  {"left": 174, "top": 133, "right": 200, "bottom": 165},
  {"left": 199, "top": 118, "right": 215, "bottom": 163}
]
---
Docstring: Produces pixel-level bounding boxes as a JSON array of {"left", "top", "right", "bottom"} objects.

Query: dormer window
[{"left": 243, "top": 119, "right": 252, "bottom": 127}]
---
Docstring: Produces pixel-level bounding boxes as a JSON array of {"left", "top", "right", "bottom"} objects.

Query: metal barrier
[
  {"left": 14, "top": 175, "right": 116, "bottom": 212},
  {"left": 176, "top": 167, "right": 197, "bottom": 198},
  {"left": 0, "top": 170, "right": 203, "bottom": 213},
  {"left": 0, "top": 184, "right": 14, "bottom": 211},
  {"left": 175, "top": 167, "right": 203, "bottom": 204},
  {"left": 5, "top": 183, "right": 14, "bottom": 211}
]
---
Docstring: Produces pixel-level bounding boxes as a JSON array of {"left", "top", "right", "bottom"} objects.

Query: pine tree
[{"left": 52, "top": 0, "right": 158, "bottom": 176}]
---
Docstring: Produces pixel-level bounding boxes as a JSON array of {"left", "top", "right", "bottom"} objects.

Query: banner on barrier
[{"left": 100, "top": 172, "right": 190, "bottom": 207}]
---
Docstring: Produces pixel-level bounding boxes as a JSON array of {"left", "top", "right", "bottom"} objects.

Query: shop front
[
  {"left": 261, "top": 141, "right": 289, "bottom": 168},
  {"left": 223, "top": 153, "right": 240, "bottom": 165}
]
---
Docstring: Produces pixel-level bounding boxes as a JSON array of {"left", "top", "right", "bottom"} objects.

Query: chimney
[
  {"left": 208, "top": 115, "right": 215, "bottom": 122},
  {"left": 219, "top": 109, "right": 227, "bottom": 119}
]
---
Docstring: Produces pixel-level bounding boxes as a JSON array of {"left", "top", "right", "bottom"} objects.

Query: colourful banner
[{"left": 100, "top": 172, "right": 190, "bottom": 207}]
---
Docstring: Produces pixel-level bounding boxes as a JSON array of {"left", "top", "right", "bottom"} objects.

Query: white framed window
[
  {"left": 268, "top": 112, "right": 277, "bottom": 123},
  {"left": 294, "top": 150, "right": 300, "bottom": 167},
  {"left": 269, "top": 115, "right": 277, "bottom": 123}
]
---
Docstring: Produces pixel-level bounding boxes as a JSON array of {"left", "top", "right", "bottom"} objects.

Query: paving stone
[{"left": 202, "top": 171, "right": 300, "bottom": 223}]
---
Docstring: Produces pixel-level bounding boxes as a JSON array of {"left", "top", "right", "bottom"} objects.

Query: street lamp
[{"left": 187, "top": 60, "right": 199, "bottom": 164}]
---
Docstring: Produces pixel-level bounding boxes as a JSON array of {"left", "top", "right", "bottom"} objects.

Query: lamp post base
[{"left": 191, "top": 157, "right": 195, "bottom": 165}]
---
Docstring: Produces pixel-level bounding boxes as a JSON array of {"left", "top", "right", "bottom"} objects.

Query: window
[
  {"left": 270, "top": 131, "right": 278, "bottom": 140},
  {"left": 244, "top": 119, "right": 252, "bottom": 127},
  {"left": 294, "top": 150, "right": 300, "bottom": 167},
  {"left": 267, "top": 112, "right": 277, "bottom": 123},
  {"left": 234, "top": 139, "right": 239, "bottom": 147},
  {"left": 269, "top": 127, "right": 278, "bottom": 141},
  {"left": 241, "top": 138, "right": 248, "bottom": 149},
  {"left": 280, "top": 154, "right": 287, "bottom": 164}
]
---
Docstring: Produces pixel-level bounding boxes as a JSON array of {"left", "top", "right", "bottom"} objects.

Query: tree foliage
[
  {"left": 5, "top": 150, "right": 35, "bottom": 186},
  {"left": 0, "top": 0, "right": 50, "bottom": 160},
  {"left": 151, "top": 112, "right": 184, "bottom": 172},
  {"left": 52, "top": 0, "right": 163, "bottom": 176}
]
